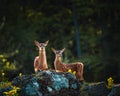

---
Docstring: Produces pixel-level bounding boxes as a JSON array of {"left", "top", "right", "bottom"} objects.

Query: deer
[
  {"left": 34, "top": 40, "right": 49, "bottom": 72},
  {"left": 52, "top": 48, "right": 84, "bottom": 81}
]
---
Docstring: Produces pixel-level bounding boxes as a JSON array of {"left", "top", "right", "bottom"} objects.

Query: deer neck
[
  {"left": 54, "top": 55, "right": 63, "bottom": 69},
  {"left": 55, "top": 55, "right": 62, "bottom": 62},
  {"left": 39, "top": 48, "right": 47, "bottom": 66}
]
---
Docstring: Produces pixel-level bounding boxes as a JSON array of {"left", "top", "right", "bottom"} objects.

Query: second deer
[
  {"left": 52, "top": 48, "right": 84, "bottom": 81},
  {"left": 34, "top": 40, "right": 49, "bottom": 72}
]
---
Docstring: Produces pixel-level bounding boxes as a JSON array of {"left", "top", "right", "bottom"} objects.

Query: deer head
[
  {"left": 52, "top": 48, "right": 65, "bottom": 57},
  {"left": 34, "top": 40, "right": 49, "bottom": 50}
]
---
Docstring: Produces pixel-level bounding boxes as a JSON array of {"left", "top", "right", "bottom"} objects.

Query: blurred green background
[{"left": 0, "top": 0, "right": 120, "bottom": 83}]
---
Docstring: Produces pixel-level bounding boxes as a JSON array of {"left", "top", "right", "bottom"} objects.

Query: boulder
[
  {"left": 81, "top": 81, "right": 108, "bottom": 96},
  {"left": 1, "top": 71, "right": 120, "bottom": 96},
  {"left": 108, "top": 84, "right": 120, "bottom": 96},
  {"left": 11, "top": 70, "right": 81, "bottom": 96}
]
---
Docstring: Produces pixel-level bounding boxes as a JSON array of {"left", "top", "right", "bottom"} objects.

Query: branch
[{"left": 0, "top": 16, "right": 6, "bottom": 30}]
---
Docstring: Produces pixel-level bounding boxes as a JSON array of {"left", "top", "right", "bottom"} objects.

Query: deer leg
[{"left": 76, "top": 63, "right": 84, "bottom": 81}]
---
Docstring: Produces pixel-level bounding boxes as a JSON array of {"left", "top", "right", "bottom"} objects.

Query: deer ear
[
  {"left": 51, "top": 48, "right": 56, "bottom": 53},
  {"left": 44, "top": 40, "right": 49, "bottom": 46},
  {"left": 34, "top": 40, "right": 40, "bottom": 46},
  {"left": 62, "top": 48, "right": 66, "bottom": 52}
]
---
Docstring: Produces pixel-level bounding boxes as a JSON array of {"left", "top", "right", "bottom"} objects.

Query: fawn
[
  {"left": 52, "top": 48, "right": 84, "bottom": 81},
  {"left": 34, "top": 40, "right": 49, "bottom": 72}
]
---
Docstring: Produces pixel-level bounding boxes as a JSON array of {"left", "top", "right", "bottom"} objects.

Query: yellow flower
[
  {"left": 3, "top": 92, "right": 9, "bottom": 95},
  {"left": 107, "top": 77, "right": 114, "bottom": 89},
  {"left": 73, "top": 71, "right": 76, "bottom": 75},
  {"left": 2, "top": 58, "right": 7, "bottom": 62},
  {"left": 0, "top": 54, "right": 4, "bottom": 58},
  {"left": 2, "top": 72, "right": 5, "bottom": 76},
  {"left": 15, "top": 87, "right": 20, "bottom": 90},
  {"left": 6, "top": 62, "right": 10, "bottom": 66},
  {"left": 19, "top": 73, "right": 22, "bottom": 76},
  {"left": 4, "top": 86, "right": 20, "bottom": 96},
  {"left": 68, "top": 69, "right": 72, "bottom": 73},
  {"left": 15, "top": 50, "right": 19, "bottom": 53}
]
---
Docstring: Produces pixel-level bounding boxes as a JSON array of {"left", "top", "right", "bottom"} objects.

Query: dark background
[{"left": 0, "top": 0, "right": 120, "bottom": 83}]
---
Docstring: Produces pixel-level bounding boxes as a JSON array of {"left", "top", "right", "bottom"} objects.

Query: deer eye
[{"left": 56, "top": 51, "right": 59, "bottom": 54}]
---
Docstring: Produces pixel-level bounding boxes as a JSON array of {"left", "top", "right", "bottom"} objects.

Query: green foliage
[
  {"left": 0, "top": 82, "right": 11, "bottom": 90},
  {"left": 0, "top": 51, "right": 20, "bottom": 81},
  {"left": 0, "top": 0, "right": 119, "bottom": 83},
  {"left": 80, "top": 54, "right": 102, "bottom": 82}
]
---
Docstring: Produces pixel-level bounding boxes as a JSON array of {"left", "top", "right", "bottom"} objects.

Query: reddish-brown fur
[
  {"left": 52, "top": 48, "right": 84, "bottom": 81},
  {"left": 34, "top": 40, "right": 48, "bottom": 72}
]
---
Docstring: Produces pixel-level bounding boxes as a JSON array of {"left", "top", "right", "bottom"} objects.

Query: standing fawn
[
  {"left": 52, "top": 48, "right": 84, "bottom": 81},
  {"left": 34, "top": 40, "right": 49, "bottom": 72}
]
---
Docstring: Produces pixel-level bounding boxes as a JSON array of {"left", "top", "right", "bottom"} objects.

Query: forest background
[{"left": 0, "top": 0, "right": 120, "bottom": 83}]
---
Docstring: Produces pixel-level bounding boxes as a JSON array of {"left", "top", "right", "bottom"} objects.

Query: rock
[
  {"left": 81, "top": 81, "right": 108, "bottom": 96},
  {"left": 11, "top": 70, "right": 81, "bottom": 96},
  {"left": 108, "top": 84, "right": 120, "bottom": 96},
  {"left": 1, "top": 71, "right": 120, "bottom": 96}
]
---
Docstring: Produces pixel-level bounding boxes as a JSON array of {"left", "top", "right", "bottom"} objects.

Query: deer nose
[{"left": 39, "top": 47, "right": 44, "bottom": 50}]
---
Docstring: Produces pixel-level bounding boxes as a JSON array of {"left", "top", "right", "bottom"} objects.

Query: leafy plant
[
  {"left": 3, "top": 86, "right": 20, "bottom": 96},
  {"left": 107, "top": 77, "right": 114, "bottom": 89},
  {"left": 68, "top": 69, "right": 76, "bottom": 75},
  {"left": 0, "top": 82, "right": 11, "bottom": 89}
]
